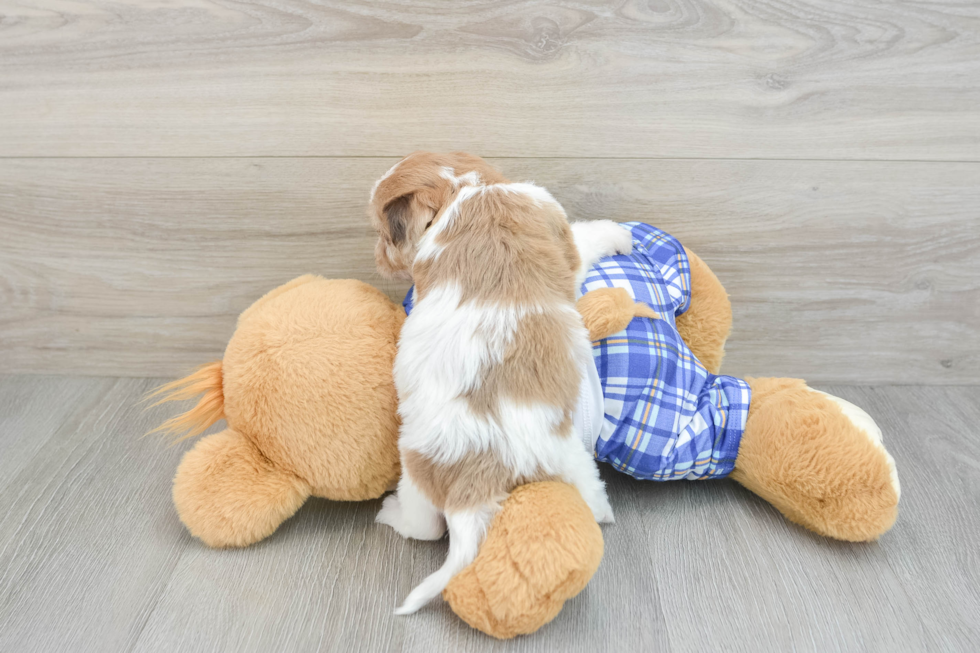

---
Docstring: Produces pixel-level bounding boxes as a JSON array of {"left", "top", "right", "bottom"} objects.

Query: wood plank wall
[{"left": 1, "top": 1, "right": 978, "bottom": 383}]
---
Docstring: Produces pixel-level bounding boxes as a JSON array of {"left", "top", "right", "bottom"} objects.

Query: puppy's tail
[
  {"left": 394, "top": 507, "right": 496, "bottom": 615},
  {"left": 143, "top": 361, "right": 225, "bottom": 442}
]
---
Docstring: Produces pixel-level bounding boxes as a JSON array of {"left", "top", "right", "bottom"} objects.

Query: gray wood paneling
[
  {"left": 1, "top": 378, "right": 978, "bottom": 651},
  {"left": 0, "top": 0, "right": 977, "bottom": 159},
  {"left": 1, "top": 157, "right": 977, "bottom": 383}
]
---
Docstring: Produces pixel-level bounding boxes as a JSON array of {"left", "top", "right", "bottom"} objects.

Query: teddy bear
[
  {"left": 151, "top": 242, "right": 900, "bottom": 638},
  {"left": 150, "top": 275, "right": 606, "bottom": 637}
]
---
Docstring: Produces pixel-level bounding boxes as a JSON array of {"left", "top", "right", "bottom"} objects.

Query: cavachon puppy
[{"left": 368, "top": 152, "right": 632, "bottom": 614}]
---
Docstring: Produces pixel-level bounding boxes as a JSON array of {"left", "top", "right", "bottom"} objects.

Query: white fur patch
[
  {"left": 809, "top": 388, "right": 901, "bottom": 500},
  {"left": 414, "top": 185, "right": 482, "bottom": 263},
  {"left": 493, "top": 181, "right": 562, "bottom": 208},
  {"left": 377, "top": 471, "right": 446, "bottom": 541},
  {"left": 439, "top": 166, "right": 482, "bottom": 188},
  {"left": 393, "top": 507, "right": 496, "bottom": 614},
  {"left": 395, "top": 284, "right": 544, "bottom": 462},
  {"left": 571, "top": 220, "right": 634, "bottom": 294},
  {"left": 369, "top": 159, "right": 404, "bottom": 201}
]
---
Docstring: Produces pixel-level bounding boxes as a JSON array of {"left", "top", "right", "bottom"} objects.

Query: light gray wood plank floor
[{"left": 1, "top": 377, "right": 977, "bottom": 652}]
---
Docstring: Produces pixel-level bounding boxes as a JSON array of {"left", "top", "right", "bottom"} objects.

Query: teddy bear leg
[
  {"left": 674, "top": 248, "right": 732, "bottom": 374},
  {"left": 731, "top": 378, "right": 900, "bottom": 542},
  {"left": 443, "top": 482, "right": 604, "bottom": 639},
  {"left": 173, "top": 428, "right": 312, "bottom": 548}
]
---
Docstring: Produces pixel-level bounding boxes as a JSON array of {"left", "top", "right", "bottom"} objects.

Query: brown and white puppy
[{"left": 368, "top": 152, "right": 630, "bottom": 615}]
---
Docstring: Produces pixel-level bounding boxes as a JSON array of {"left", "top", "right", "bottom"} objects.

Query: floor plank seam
[{"left": 1, "top": 156, "right": 979, "bottom": 164}]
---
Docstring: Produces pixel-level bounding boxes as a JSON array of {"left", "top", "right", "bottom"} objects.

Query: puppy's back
[
  {"left": 390, "top": 181, "right": 599, "bottom": 615},
  {"left": 399, "top": 183, "right": 589, "bottom": 486}
]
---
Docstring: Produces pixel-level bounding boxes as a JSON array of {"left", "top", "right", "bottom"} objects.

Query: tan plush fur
[
  {"left": 575, "top": 287, "right": 657, "bottom": 342},
  {"left": 173, "top": 428, "right": 311, "bottom": 548},
  {"left": 158, "top": 275, "right": 403, "bottom": 547},
  {"left": 674, "top": 248, "right": 732, "bottom": 374},
  {"left": 442, "top": 482, "right": 603, "bottom": 639},
  {"left": 222, "top": 276, "right": 403, "bottom": 501},
  {"left": 732, "top": 377, "right": 899, "bottom": 542}
]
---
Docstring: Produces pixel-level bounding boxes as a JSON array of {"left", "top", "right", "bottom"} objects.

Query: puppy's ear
[{"left": 382, "top": 194, "right": 413, "bottom": 245}]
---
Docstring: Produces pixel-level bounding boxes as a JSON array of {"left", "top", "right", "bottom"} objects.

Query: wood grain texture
[
  {"left": 0, "top": 0, "right": 978, "bottom": 159},
  {"left": 1, "top": 377, "right": 978, "bottom": 651},
  {"left": 1, "top": 157, "right": 977, "bottom": 383},
  {"left": 0, "top": 375, "right": 117, "bottom": 486},
  {"left": 0, "top": 377, "right": 192, "bottom": 653}
]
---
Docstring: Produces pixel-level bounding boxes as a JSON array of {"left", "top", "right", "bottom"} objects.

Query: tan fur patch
[
  {"left": 404, "top": 449, "right": 556, "bottom": 512},
  {"left": 368, "top": 152, "right": 507, "bottom": 278},
  {"left": 674, "top": 247, "right": 732, "bottom": 375},
  {"left": 414, "top": 186, "right": 583, "bottom": 431},
  {"left": 464, "top": 310, "right": 579, "bottom": 432},
  {"left": 413, "top": 187, "right": 577, "bottom": 305}
]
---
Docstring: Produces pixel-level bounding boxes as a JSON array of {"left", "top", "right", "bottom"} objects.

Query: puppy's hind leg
[
  {"left": 376, "top": 471, "right": 446, "bottom": 541},
  {"left": 561, "top": 442, "right": 615, "bottom": 524}
]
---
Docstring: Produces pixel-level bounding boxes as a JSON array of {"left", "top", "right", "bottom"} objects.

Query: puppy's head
[{"left": 368, "top": 151, "right": 507, "bottom": 279}]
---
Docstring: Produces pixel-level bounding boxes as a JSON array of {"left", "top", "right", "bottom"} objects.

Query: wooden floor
[{"left": 0, "top": 375, "right": 977, "bottom": 652}]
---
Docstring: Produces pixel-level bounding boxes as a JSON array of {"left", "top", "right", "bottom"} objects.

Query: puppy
[{"left": 368, "top": 152, "right": 632, "bottom": 614}]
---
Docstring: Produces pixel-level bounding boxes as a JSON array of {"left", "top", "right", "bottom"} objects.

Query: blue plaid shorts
[
  {"left": 401, "top": 221, "right": 750, "bottom": 481},
  {"left": 583, "top": 222, "right": 750, "bottom": 480}
]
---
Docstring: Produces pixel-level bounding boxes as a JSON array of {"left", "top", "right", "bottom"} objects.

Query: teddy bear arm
[
  {"left": 443, "top": 482, "right": 604, "bottom": 639},
  {"left": 173, "top": 428, "right": 312, "bottom": 548},
  {"left": 575, "top": 249, "right": 731, "bottom": 375},
  {"left": 576, "top": 287, "right": 638, "bottom": 341}
]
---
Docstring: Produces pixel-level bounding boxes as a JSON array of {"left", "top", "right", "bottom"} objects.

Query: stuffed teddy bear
[{"left": 152, "top": 238, "right": 900, "bottom": 638}]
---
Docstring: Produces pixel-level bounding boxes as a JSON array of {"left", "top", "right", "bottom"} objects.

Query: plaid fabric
[
  {"left": 401, "top": 221, "right": 751, "bottom": 481},
  {"left": 583, "top": 222, "right": 750, "bottom": 480}
]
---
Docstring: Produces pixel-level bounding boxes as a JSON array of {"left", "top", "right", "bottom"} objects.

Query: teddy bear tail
[{"left": 143, "top": 361, "right": 225, "bottom": 442}]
